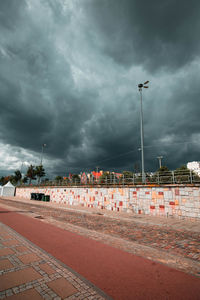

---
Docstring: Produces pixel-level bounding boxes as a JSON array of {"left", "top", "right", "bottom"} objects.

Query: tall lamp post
[
  {"left": 138, "top": 81, "right": 149, "bottom": 184},
  {"left": 40, "top": 144, "right": 46, "bottom": 166},
  {"left": 157, "top": 156, "right": 163, "bottom": 169}
]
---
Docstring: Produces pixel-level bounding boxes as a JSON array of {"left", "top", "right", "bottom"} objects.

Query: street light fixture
[
  {"left": 138, "top": 81, "right": 149, "bottom": 184},
  {"left": 157, "top": 156, "right": 163, "bottom": 169},
  {"left": 40, "top": 144, "right": 46, "bottom": 166}
]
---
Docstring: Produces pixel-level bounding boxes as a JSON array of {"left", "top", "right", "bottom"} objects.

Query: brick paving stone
[
  {"left": 18, "top": 253, "right": 41, "bottom": 264},
  {"left": 13, "top": 246, "right": 29, "bottom": 253},
  {"left": 0, "top": 268, "right": 40, "bottom": 291},
  {"left": 47, "top": 278, "right": 77, "bottom": 298},
  {"left": 2, "top": 240, "right": 20, "bottom": 247},
  {"left": 0, "top": 234, "right": 13, "bottom": 240},
  {"left": 6, "top": 288, "right": 43, "bottom": 300},
  {"left": 2, "top": 197, "right": 199, "bottom": 297},
  {"left": 0, "top": 222, "right": 107, "bottom": 299},
  {"left": 0, "top": 259, "right": 14, "bottom": 270},
  {"left": 1, "top": 197, "right": 199, "bottom": 266},
  {"left": 1, "top": 200, "right": 200, "bottom": 277},
  {"left": 0, "top": 267, "right": 42, "bottom": 291},
  {"left": 39, "top": 263, "right": 56, "bottom": 275},
  {"left": 0, "top": 248, "right": 14, "bottom": 257}
]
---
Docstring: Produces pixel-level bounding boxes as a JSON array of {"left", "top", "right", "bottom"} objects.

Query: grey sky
[{"left": 0, "top": 0, "right": 200, "bottom": 178}]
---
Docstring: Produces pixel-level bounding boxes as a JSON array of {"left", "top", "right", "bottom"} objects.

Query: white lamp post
[{"left": 138, "top": 81, "right": 149, "bottom": 184}]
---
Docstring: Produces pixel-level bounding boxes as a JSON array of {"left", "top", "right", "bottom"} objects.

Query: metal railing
[{"left": 20, "top": 170, "right": 200, "bottom": 187}]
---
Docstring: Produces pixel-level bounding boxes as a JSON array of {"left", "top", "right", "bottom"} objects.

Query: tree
[
  {"left": 158, "top": 166, "right": 169, "bottom": 173},
  {"left": 1, "top": 176, "right": 11, "bottom": 185},
  {"left": 121, "top": 171, "right": 134, "bottom": 184},
  {"left": 99, "top": 172, "right": 109, "bottom": 184},
  {"left": 22, "top": 176, "right": 28, "bottom": 184},
  {"left": 35, "top": 165, "right": 46, "bottom": 184},
  {"left": 9, "top": 175, "right": 17, "bottom": 185},
  {"left": 26, "top": 165, "right": 36, "bottom": 184},
  {"left": 71, "top": 174, "right": 80, "bottom": 184},
  {"left": 14, "top": 170, "right": 22, "bottom": 185},
  {"left": 0, "top": 176, "right": 5, "bottom": 185},
  {"left": 54, "top": 176, "right": 63, "bottom": 185},
  {"left": 150, "top": 166, "right": 171, "bottom": 184},
  {"left": 174, "top": 165, "right": 191, "bottom": 183},
  {"left": 54, "top": 176, "right": 63, "bottom": 182},
  {"left": 42, "top": 178, "right": 49, "bottom": 184},
  {"left": 157, "top": 166, "right": 171, "bottom": 184}
]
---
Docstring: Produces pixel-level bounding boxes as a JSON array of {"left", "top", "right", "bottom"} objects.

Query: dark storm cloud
[
  {"left": 0, "top": 0, "right": 26, "bottom": 30},
  {"left": 0, "top": 0, "right": 200, "bottom": 177},
  {"left": 0, "top": 0, "right": 97, "bottom": 164},
  {"left": 84, "top": 0, "right": 200, "bottom": 72}
]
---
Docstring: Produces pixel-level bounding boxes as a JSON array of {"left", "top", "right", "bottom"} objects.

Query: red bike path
[{"left": 0, "top": 206, "right": 199, "bottom": 300}]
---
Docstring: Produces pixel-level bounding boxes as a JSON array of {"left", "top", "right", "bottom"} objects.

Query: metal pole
[
  {"left": 172, "top": 171, "right": 175, "bottom": 184},
  {"left": 40, "top": 145, "right": 44, "bottom": 165},
  {"left": 157, "top": 156, "right": 163, "bottom": 169},
  {"left": 20, "top": 162, "right": 23, "bottom": 174},
  {"left": 190, "top": 170, "right": 193, "bottom": 184},
  {"left": 139, "top": 89, "right": 145, "bottom": 183},
  {"left": 40, "top": 144, "right": 46, "bottom": 166}
]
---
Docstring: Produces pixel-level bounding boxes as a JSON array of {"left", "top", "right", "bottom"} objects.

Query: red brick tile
[
  {"left": 150, "top": 205, "right": 155, "bottom": 209},
  {"left": 2, "top": 239, "right": 20, "bottom": 246},
  {"left": 6, "top": 288, "right": 43, "bottom": 300},
  {"left": 39, "top": 263, "right": 55, "bottom": 275},
  {"left": 18, "top": 253, "right": 41, "bottom": 264},
  {"left": 0, "top": 267, "right": 42, "bottom": 291},
  {"left": 14, "top": 246, "right": 29, "bottom": 253},
  {"left": 0, "top": 258, "right": 14, "bottom": 270},
  {"left": 0, "top": 248, "right": 14, "bottom": 257},
  {"left": 0, "top": 233, "right": 13, "bottom": 239},
  {"left": 47, "top": 278, "right": 77, "bottom": 298}
]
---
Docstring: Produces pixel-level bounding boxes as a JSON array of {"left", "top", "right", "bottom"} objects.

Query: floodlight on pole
[
  {"left": 138, "top": 81, "right": 149, "bottom": 184},
  {"left": 40, "top": 144, "right": 46, "bottom": 166},
  {"left": 157, "top": 156, "right": 163, "bottom": 169}
]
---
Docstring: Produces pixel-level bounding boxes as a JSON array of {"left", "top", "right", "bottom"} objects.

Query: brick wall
[{"left": 16, "top": 186, "right": 200, "bottom": 219}]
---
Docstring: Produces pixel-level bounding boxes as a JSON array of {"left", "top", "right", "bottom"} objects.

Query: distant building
[
  {"left": 187, "top": 161, "right": 200, "bottom": 176},
  {"left": 92, "top": 171, "right": 103, "bottom": 181}
]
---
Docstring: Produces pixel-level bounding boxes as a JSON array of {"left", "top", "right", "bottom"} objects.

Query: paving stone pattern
[
  {"left": 16, "top": 186, "right": 200, "bottom": 219},
  {"left": 3, "top": 198, "right": 200, "bottom": 263},
  {"left": 43, "top": 210, "right": 200, "bottom": 262},
  {"left": 0, "top": 222, "right": 107, "bottom": 300},
  {"left": 0, "top": 198, "right": 200, "bottom": 277}
]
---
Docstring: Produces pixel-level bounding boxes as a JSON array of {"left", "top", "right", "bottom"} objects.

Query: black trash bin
[
  {"left": 45, "top": 195, "right": 50, "bottom": 202},
  {"left": 38, "top": 193, "right": 44, "bottom": 201},
  {"left": 35, "top": 193, "right": 39, "bottom": 200},
  {"left": 31, "top": 193, "right": 36, "bottom": 200}
]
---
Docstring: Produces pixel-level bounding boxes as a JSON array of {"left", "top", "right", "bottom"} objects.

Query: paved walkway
[
  {"left": 0, "top": 197, "right": 199, "bottom": 276},
  {"left": 0, "top": 204, "right": 200, "bottom": 299},
  {"left": 0, "top": 221, "right": 107, "bottom": 300}
]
